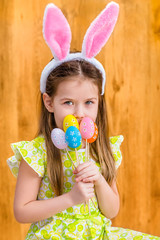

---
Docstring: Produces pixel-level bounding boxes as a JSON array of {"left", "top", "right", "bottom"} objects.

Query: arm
[
  {"left": 74, "top": 162, "right": 120, "bottom": 219},
  {"left": 94, "top": 175, "right": 120, "bottom": 219},
  {"left": 14, "top": 159, "right": 94, "bottom": 223}
]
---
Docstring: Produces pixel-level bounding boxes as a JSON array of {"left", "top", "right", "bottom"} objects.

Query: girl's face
[{"left": 43, "top": 75, "right": 99, "bottom": 129}]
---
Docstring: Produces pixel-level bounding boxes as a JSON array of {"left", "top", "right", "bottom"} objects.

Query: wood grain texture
[{"left": 0, "top": 0, "right": 160, "bottom": 239}]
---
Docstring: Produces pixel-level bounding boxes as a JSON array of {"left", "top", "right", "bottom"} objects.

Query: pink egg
[
  {"left": 80, "top": 117, "right": 95, "bottom": 139},
  {"left": 51, "top": 128, "right": 68, "bottom": 149}
]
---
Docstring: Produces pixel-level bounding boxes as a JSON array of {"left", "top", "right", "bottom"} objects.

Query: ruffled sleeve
[
  {"left": 109, "top": 135, "right": 124, "bottom": 170},
  {"left": 7, "top": 136, "right": 46, "bottom": 178}
]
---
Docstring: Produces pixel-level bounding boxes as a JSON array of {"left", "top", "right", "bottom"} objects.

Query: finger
[
  {"left": 75, "top": 165, "right": 96, "bottom": 176},
  {"left": 77, "top": 163, "right": 98, "bottom": 177},
  {"left": 75, "top": 162, "right": 92, "bottom": 173},
  {"left": 83, "top": 176, "right": 97, "bottom": 183},
  {"left": 75, "top": 165, "right": 96, "bottom": 177},
  {"left": 77, "top": 181, "right": 94, "bottom": 189},
  {"left": 75, "top": 170, "right": 91, "bottom": 180},
  {"left": 75, "top": 170, "right": 96, "bottom": 182},
  {"left": 85, "top": 182, "right": 94, "bottom": 188}
]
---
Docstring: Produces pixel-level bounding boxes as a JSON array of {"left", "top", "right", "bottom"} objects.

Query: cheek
[
  {"left": 86, "top": 108, "right": 98, "bottom": 123},
  {"left": 54, "top": 108, "right": 73, "bottom": 130},
  {"left": 92, "top": 104, "right": 98, "bottom": 121},
  {"left": 53, "top": 110, "right": 65, "bottom": 129},
  {"left": 93, "top": 112, "right": 98, "bottom": 122}
]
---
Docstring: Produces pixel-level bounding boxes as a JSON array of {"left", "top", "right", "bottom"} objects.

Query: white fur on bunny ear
[
  {"left": 82, "top": 1, "right": 119, "bottom": 58},
  {"left": 43, "top": 3, "right": 71, "bottom": 60}
]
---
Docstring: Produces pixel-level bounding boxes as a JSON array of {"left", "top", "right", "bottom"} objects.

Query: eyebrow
[
  {"left": 85, "top": 98, "right": 98, "bottom": 101},
  {"left": 60, "top": 97, "right": 98, "bottom": 101}
]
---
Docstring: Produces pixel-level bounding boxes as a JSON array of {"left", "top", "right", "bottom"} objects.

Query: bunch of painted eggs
[{"left": 51, "top": 114, "right": 98, "bottom": 150}]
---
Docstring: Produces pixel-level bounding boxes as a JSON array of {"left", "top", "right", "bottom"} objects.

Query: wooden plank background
[{"left": 1, "top": 0, "right": 160, "bottom": 239}]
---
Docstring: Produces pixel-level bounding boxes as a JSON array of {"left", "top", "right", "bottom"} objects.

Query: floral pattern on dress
[{"left": 7, "top": 135, "right": 159, "bottom": 239}]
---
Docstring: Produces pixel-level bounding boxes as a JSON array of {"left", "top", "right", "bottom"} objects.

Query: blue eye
[
  {"left": 64, "top": 101, "right": 73, "bottom": 105},
  {"left": 86, "top": 101, "right": 93, "bottom": 105}
]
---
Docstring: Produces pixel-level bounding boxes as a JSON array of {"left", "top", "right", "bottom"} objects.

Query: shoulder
[
  {"left": 109, "top": 135, "right": 124, "bottom": 170},
  {"left": 7, "top": 135, "right": 46, "bottom": 178}
]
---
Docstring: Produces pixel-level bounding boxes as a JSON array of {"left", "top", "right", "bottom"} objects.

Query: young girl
[{"left": 7, "top": 2, "right": 160, "bottom": 239}]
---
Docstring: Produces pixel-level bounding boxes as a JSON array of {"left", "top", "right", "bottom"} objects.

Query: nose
[{"left": 74, "top": 104, "right": 85, "bottom": 121}]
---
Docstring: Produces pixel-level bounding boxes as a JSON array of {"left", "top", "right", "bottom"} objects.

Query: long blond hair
[{"left": 38, "top": 59, "right": 115, "bottom": 196}]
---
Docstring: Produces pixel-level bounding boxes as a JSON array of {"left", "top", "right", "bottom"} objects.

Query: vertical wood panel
[{"left": 0, "top": 0, "right": 160, "bottom": 238}]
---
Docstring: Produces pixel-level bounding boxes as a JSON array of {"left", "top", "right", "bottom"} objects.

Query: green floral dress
[{"left": 7, "top": 135, "right": 159, "bottom": 240}]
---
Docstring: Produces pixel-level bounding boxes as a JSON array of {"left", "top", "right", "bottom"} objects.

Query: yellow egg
[{"left": 63, "top": 114, "right": 79, "bottom": 132}]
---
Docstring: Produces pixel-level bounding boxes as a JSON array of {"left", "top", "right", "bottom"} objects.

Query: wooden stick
[
  {"left": 66, "top": 149, "right": 76, "bottom": 169},
  {"left": 88, "top": 141, "right": 89, "bottom": 161},
  {"left": 84, "top": 139, "right": 88, "bottom": 212},
  {"left": 75, "top": 148, "right": 79, "bottom": 165},
  {"left": 88, "top": 199, "right": 90, "bottom": 215},
  {"left": 85, "top": 139, "right": 87, "bottom": 160},
  {"left": 87, "top": 141, "right": 97, "bottom": 210},
  {"left": 85, "top": 140, "right": 91, "bottom": 215},
  {"left": 66, "top": 147, "right": 97, "bottom": 210},
  {"left": 91, "top": 197, "right": 96, "bottom": 208}
]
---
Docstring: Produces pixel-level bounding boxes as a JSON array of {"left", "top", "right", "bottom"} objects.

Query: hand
[
  {"left": 73, "top": 161, "right": 102, "bottom": 186},
  {"left": 69, "top": 181, "right": 95, "bottom": 205}
]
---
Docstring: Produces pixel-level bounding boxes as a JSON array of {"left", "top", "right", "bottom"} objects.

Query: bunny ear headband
[{"left": 40, "top": 1, "right": 119, "bottom": 95}]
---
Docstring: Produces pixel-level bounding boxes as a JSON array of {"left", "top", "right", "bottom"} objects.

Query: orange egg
[{"left": 86, "top": 123, "right": 98, "bottom": 143}]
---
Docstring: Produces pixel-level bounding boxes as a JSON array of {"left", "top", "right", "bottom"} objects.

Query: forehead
[{"left": 55, "top": 76, "right": 98, "bottom": 98}]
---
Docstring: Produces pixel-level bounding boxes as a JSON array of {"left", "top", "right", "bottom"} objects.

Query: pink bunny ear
[
  {"left": 82, "top": 1, "right": 119, "bottom": 58},
  {"left": 43, "top": 3, "right": 71, "bottom": 60}
]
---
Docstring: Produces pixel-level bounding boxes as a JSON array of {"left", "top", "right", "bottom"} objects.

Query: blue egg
[{"left": 65, "top": 126, "right": 82, "bottom": 149}]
